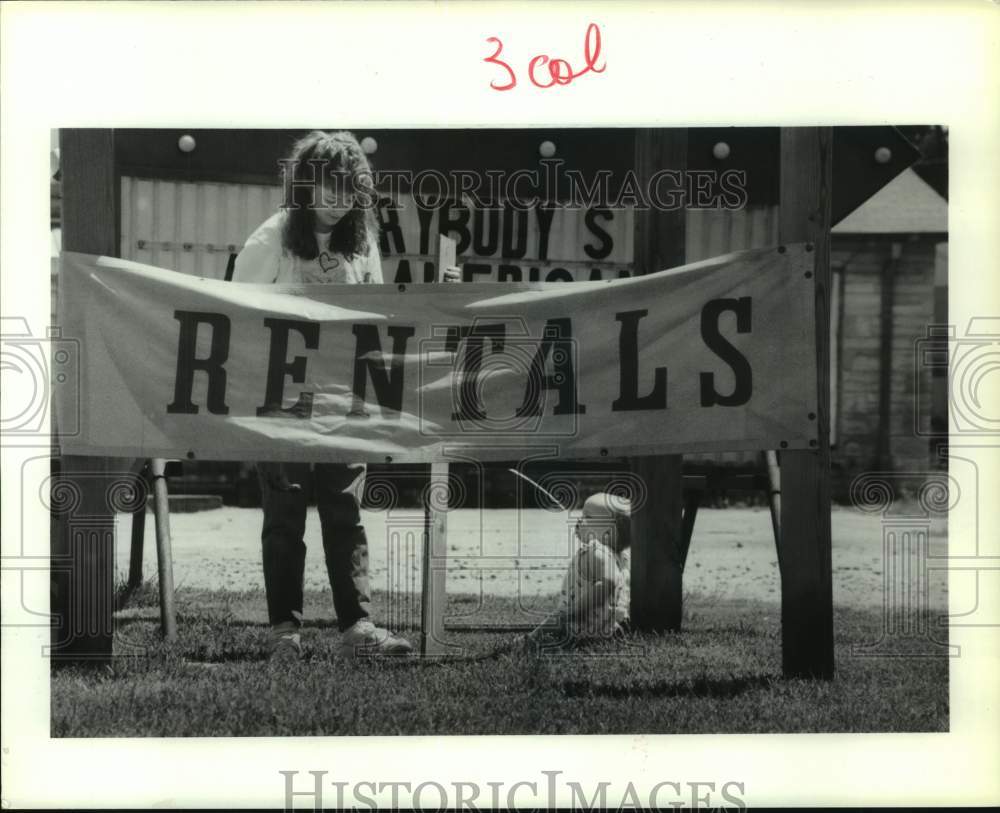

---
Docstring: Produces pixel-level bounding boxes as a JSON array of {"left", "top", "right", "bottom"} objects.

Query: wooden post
[
  {"left": 52, "top": 129, "right": 123, "bottom": 664},
  {"left": 125, "top": 467, "right": 147, "bottom": 593},
  {"left": 679, "top": 488, "right": 703, "bottom": 564},
  {"left": 420, "top": 462, "right": 450, "bottom": 655},
  {"left": 419, "top": 236, "right": 459, "bottom": 655},
  {"left": 876, "top": 243, "right": 901, "bottom": 470},
  {"left": 764, "top": 450, "right": 782, "bottom": 554},
  {"left": 629, "top": 128, "right": 687, "bottom": 632},
  {"left": 777, "top": 128, "right": 835, "bottom": 679},
  {"left": 127, "top": 465, "right": 149, "bottom": 593},
  {"left": 150, "top": 459, "right": 178, "bottom": 640}
]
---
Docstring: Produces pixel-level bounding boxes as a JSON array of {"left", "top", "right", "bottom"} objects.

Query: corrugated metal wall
[
  {"left": 120, "top": 177, "right": 281, "bottom": 278},
  {"left": 685, "top": 206, "right": 779, "bottom": 264},
  {"left": 121, "top": 177, "right": 779, "bottom": 278},
  {"left": 120, "top": 177, "right": 638, "bottom": 282}
]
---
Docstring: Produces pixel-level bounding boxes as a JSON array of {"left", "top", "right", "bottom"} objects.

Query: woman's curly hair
[{"left": 280, "top": 130, "right": 380, "bottom": 261}]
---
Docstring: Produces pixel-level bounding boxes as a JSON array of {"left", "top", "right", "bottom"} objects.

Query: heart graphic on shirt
[{"left": 318, "top": 252, "right": 341, "bottom": 274}]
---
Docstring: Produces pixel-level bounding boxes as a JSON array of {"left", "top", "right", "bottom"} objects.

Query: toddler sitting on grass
[{"left": 525, "top": 492, "right": 632, "bottom": 648}]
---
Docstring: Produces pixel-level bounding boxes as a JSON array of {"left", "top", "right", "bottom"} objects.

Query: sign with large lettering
[
  {"left": 57, "top": 245, "right": 818, "bottom": 462},
  {"left": 378, "top": 194, "right": 634, "bottom": 284},
  {"left": 118, "top": 179, "right": 636, "bottom": 283}
]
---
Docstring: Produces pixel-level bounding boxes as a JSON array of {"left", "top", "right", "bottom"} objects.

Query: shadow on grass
[
  {"left": 115, "top": 613, "right": 344, "bottom": 630},
  {"left": 559, "top": 673, "right": 777, "bottom": 699},
  {"left": 52, "top": 587, "right": 949, "bottom": 735},
  {"left": 182, "top": 649, "right": 269, "bottom": 665}
]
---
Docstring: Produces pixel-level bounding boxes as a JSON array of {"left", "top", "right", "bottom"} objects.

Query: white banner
[{"left": 56, "top": 245, "right": 818, "bottom": 462}]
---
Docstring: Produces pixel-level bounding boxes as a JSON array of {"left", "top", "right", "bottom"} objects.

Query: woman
[{"left": 234, "top": 130, "right": 458, "bottom": 659}]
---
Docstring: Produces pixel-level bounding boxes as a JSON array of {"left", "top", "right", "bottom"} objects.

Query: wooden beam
[
  {"left": 420, "top": 462, "right": 451, "bottom": 655},
  {"left": 764, "top": 450, "right": 782, "bottom": 554},
  {"left": 52, "top": 129, "right": 123, "bottom": 664},
  {"left": 777, "top": 128, "right": 835, "bottom": 679},
  {"left": 122, "top": 465, "right": 148, "bottom": 607},
  {"left": 418, "top": 237, "right": 462, "bottom": 656},
  {"left": 679, "top": 489, "right": 702, "bottom": 564},
  {"left": 629, "top": 128, "right": 687, "bottom": 632},
  {"left": 150, "top": 459, "right": 178, "bottom": 640},
  {"left": 876, "top": 243, "right": 901, "bottom": 470},
  {"left": 126, "top": 465, "right": 147, "bottom": 592}
]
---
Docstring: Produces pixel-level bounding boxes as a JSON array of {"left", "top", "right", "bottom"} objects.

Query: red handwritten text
[{"left": 485, "top": 23, "right": 605, "bottom": 92}]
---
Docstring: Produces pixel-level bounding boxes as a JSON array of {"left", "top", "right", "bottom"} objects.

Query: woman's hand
[{"left": 441, "top": 265, "right": 462, "bottom": 283}]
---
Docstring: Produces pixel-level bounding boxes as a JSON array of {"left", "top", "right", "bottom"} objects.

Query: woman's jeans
[{"left": 257, "top": 462, "right": 371, "bottom": 632}]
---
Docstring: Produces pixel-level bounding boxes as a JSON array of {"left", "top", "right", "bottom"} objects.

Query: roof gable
[{"left": 833, "top": 168, "right": 947, "bottom": 234}]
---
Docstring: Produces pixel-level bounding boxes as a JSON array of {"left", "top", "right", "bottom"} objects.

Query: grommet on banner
[
  {"left": 712, "top": 141, "right": 731, "bottom": 160},
  {"left": 178, "top": 134, "right": 196, "bottom": 153},
  {"left": 361, "top": 136, "right": 378, "bottom": 155},
  {"left": 539, "top": 140, "right": 556, "bottom": 158},
  {"left": 874, "top": 146, "right": 892, "bottom": 164}
]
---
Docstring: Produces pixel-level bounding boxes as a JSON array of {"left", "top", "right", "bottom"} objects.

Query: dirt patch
[{"left": 116, "top": 505, "right": 947, "bottom": 613}]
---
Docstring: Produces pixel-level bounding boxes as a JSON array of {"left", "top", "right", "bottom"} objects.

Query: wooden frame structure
[
  {"left": 52, "top": 130, "right": 120, "bottom": 663},
  {"left": 775, "top": 128, "right": 835, "bottom": 677},
  {"left": 55, "top": 127, "right": 836, "bottom": 678}
]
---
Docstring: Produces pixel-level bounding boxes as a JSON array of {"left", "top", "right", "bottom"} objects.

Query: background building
[{"left": 830, "top": 168, "right": 948, "bottom": 497}]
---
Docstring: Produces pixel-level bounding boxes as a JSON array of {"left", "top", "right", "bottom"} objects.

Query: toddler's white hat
[{"left": 581, "top": 492, "right": 631, "bottom": 520}]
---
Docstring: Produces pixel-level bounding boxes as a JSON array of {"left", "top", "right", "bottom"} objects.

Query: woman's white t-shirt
[{"left": 232, "top": 211, "right": 383, "bottom": 285}]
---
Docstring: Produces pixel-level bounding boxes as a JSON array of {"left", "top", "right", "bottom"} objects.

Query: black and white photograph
[{"left": 3, "top": 2, "right": 998, "bottom": 810}]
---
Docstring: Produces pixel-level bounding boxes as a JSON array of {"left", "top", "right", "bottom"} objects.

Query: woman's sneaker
[{"left": 340, "top": 619, "right": 413, "bottom": 657}]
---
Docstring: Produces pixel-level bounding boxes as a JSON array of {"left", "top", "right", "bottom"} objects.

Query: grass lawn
[{"left": 51, "top": 584, "right": 949, "bottom": 737}]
